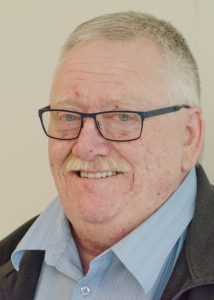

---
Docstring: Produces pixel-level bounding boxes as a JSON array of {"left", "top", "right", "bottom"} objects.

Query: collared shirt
[{"left": 12, "top": 168, "right": 197, "bottom": 300}]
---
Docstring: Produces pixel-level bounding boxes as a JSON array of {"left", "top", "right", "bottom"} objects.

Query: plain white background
[{"left": 0, "top": 0, "right": 213, "bottom": 239}]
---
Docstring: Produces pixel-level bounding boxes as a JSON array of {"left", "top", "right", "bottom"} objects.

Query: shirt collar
[
  {"left": 11, "top": 197, "right": 75, "bottom": 271},
  {"left": 112, "top": 167, "right": 197, "bottom": 294}
]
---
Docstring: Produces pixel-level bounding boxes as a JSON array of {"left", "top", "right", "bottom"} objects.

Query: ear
[{"left": 181, "top": 107, "right": 205, "bottom": 172}]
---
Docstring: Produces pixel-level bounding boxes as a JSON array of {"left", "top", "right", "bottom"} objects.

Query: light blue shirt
[{"left": 12, "top": 168, "right": 197, "bottom": 300}]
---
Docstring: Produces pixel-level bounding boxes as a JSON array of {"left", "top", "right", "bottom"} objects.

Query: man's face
[{"left": 49, "top": 39, "right": 187, "bottom": 230}]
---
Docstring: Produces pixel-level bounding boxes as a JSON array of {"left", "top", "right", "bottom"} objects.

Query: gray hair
[{"left": 57, "top": 11, "right": 200, "bottom": 106}]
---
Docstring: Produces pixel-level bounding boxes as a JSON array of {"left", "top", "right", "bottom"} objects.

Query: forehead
[{"left": 51, "top": 39, "right": 168, "bottom": 109}]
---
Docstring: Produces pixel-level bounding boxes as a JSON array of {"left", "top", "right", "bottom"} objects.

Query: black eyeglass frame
[{"left": 38, "top": 105, "right": 189, "bottom": 142}]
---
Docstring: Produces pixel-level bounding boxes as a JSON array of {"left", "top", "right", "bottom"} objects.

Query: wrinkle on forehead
[
  {"left": 55, "top": 60, "right": 141, "bottom": 85},
  {"left": 51, "top": 96, "right": 139, "bottom": 107},
  {"left": 50, "top": 40, "right": 167, "bottom": 108},
  {"left": 55, "top": 39, "right": 163, "bottom": 80},
  {"left": 51, "top": 65, "right": 144, "bottom": 106},
  {"left": 60, "top": 60, "right": 140, "bottom": 72}
]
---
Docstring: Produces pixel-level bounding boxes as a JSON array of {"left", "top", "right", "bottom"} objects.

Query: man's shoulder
[{"left": 0, "top": 216, "right": 38, "bottom": 267}]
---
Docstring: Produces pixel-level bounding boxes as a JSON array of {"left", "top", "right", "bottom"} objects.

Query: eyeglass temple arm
[{"left": 143, "top": 105, "right": 190, "bottom": 119}]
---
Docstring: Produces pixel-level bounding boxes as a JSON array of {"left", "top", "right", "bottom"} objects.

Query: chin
[{"left": 63, "top": 195, "right": 121, "bottom": 225}]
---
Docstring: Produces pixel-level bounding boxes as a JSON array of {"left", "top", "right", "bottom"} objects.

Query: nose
[{"left": 71, "top": 117, "right": 111, "bottom": 160}]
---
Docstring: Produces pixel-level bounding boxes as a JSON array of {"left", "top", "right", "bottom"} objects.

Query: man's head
[
  {"left": 54, "top": 11, "right": 200, "bottom": 107},
  {"left": 46, "top": 11, "right": 204, "bottom": 236}
]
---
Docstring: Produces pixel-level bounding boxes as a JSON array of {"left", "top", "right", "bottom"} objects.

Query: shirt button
[{"left": 80, "top": 286, "right": 91, "bottom": 296}]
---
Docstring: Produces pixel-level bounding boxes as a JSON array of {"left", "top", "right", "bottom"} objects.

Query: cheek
[
  {"left": 144, "top": 118, "right": 183, "bottom": 161},
  {"left": 131, "top": 123, "right": 183, "bottom": 181},
  {"left": 48, "top": 140, "right": 73, "bottom": 170}
]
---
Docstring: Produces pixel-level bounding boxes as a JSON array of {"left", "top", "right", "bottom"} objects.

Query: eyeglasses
[{"left": 38, "top": 105, "right": 189, "bottom": 142}]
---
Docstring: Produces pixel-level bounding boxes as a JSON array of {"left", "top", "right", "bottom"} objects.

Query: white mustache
[{"left": 63, "top": 155, "right": 132, "bottom": 173}]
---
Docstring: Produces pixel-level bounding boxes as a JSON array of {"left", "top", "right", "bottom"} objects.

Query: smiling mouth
[{"left": 75, "top": 171, "right": 118, "bottom": 179}]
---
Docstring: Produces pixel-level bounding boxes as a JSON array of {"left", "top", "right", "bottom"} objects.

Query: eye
[
  {"left": 58, "top": 112, "right": 78, "bottom": 122},
  {"left": 118, "top": 113, "right": 130, "bottom": 121},
  {"left": 64, "top": 114, "right": 77, "bottom": 121}
]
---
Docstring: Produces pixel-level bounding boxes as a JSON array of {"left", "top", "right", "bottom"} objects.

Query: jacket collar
[
  {"left": 162, "top": 165, "right": 214, "bottom": 299},
  {"left": 187, "top": 165, "right": 214, "bottom": 281}
]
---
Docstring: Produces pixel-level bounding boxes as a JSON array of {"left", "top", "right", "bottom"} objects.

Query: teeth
[{"left": 79, "top": 171, "right": 116, "bottom": 179}]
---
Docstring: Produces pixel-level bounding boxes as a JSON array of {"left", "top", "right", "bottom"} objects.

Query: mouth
[{"left": 75, "top": 171, "right": 119, "bottom": 179}]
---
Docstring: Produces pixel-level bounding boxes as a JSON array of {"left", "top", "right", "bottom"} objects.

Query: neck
[{"left": 70, "top": 219, "right": 139, "bottom": 274}]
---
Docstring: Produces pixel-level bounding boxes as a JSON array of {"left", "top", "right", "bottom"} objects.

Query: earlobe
[{"left": 181, "top": 107, "right": 205, "bottom": 172}]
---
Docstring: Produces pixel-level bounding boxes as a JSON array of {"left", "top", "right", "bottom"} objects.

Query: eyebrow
[
  {"left": 52, "top": 96, "right": 139, "bottom": 104},
  {"left": 50, "top": 97, "right": 75, "bottom": 105}
]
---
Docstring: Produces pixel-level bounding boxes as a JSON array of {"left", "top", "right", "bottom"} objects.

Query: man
[{"left": 0, "top": 11, "right": 213, "bottom": 300}]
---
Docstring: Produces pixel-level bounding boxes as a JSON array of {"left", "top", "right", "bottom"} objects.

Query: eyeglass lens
[{"left": 41, "top": 110, "right": 142, "bottom": 141}]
